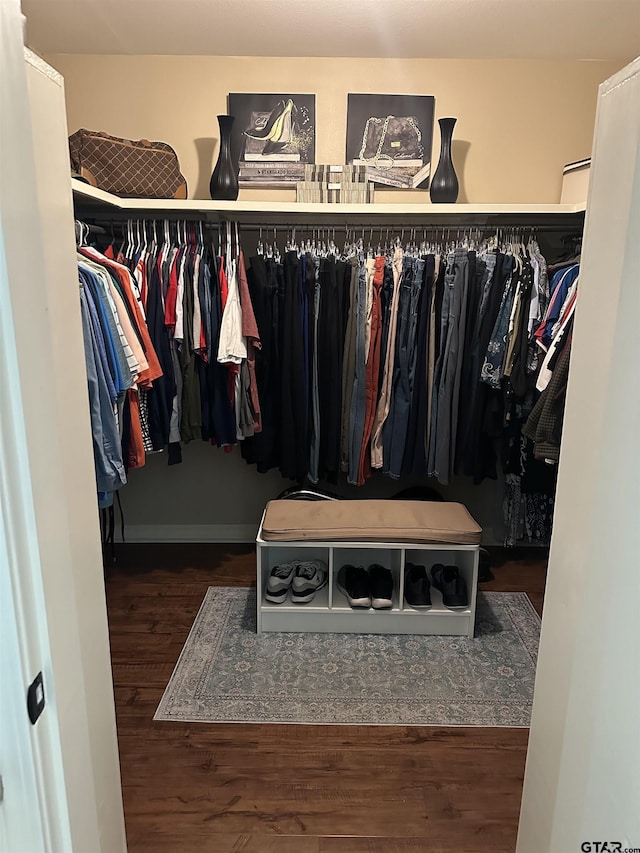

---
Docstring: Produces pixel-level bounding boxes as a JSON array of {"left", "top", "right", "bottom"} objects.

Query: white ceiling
[{"left": 22, "top": 0, "right": 640, "bottom": 61}]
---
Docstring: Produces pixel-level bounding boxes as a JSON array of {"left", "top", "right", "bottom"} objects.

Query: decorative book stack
[{"left": 296, "top": 165, "right": 374, "bottom": 203}]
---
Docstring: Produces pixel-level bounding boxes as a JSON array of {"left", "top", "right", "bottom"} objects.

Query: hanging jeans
[
  {"left": 426, "top": 256, "right": 444, "bottom": 450},
  {"left": 456, "top": 252, "right": 502, "bottom": 479},
  {"left": 318, "top": 256, "right": 346, "bottom": 481},
  {"left": 340, "top": 259, "right": 359, "bottom": 472},
  {"left": 455, "top": 252, "right": 489, "bottom": 473},
  {"left": 383, "top": 255, "right": 422, "bottom": 479},
  {"left": 446, "top": 251, "right": 471, "bottom": 477},
  {"left": 377, "top": 262, "right": 394, "bottom": 394},
  {"left": 348, "top": 256, "right": 368, "bottom": 485},
  {"left": 371, "top": 249, "right": 403, "bottom": 469},
  {"left": 280, "top": 251, "right": 307, "bottom": 482},
  {"left": 356, "top": 256, "right": 385, "bottom": 485},
  {"left": 433, "top": 249, "right": 469, "bottom": 485},
  {"left": 427, "top": 253, "right": 454, "bottom": 473},
  {"left": 403, "top": 254, "right": 435, "bottom": 476}
]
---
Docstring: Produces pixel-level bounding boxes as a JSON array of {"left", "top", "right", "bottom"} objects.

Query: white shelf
[{"left": 71, "top": 178, "right": 586, "bottom": 225}]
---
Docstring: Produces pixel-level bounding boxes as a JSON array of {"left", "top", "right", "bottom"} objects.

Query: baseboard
[
  {"left": 120, "top": 524, "right": 544, "bottom": 548},
  {"left": 121, "top": 524, "right": 258, "bottom": 543}
]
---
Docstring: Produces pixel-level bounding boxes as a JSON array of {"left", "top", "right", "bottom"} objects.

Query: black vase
[
  {"left": 209, "top": 114, "right": 239, "bottom": 201},
  {"left": 430, "top": 117, "right": 459, "bottom": 204}
]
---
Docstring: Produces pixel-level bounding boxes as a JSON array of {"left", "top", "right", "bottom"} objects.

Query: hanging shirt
[
  {"left": 79, "top": 258, "right": 145, "bottom": 384},
  {"left": 536, "top": 282, "right": 578, "bottom": 392},
  {"left": 164, "top": 246, "right": 180, "bottom": 331},
  {"left": 237, "top": 251, "right": 262, "bottom": 434},
  {"left": 78, "top": 260, "right": 138, "bottom": 389},
  {"left": 80, "top": 247, "right": 163, "bottom": 388},
  {"left": 534, "top": 264, "right": 579, "bottom": 351},
  {"left": 174, "top": 247, "right": 188, "bottom": 342},
  {"left": 218, "top": 257, "right": 247, "bottom": 365}
]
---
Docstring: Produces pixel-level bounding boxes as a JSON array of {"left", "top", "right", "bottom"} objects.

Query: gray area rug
[{"left": 155, "top": 587, "right": 540, "bottom": 727}]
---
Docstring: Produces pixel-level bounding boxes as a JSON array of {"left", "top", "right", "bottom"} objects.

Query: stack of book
[
  {"left": 239, "top": 109, "right": 306, "bottom": 185},
  {"left": 365, "top": 162, "right": 431, "bottom": 189},
  {"left": 239, "top": 162, "right": 305, "bottom": 184},
  {"left": 296, "top": 165, "right": 374, "bottom": 203}
]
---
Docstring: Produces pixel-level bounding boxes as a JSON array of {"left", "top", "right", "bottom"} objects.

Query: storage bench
[{"left": 256, "top": 500, "right": 482, "bottom": 637}]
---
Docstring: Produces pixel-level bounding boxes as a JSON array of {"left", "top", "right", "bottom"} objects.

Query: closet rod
[{"left": 79, "top": 216, "right": 583, "bottom": 235}]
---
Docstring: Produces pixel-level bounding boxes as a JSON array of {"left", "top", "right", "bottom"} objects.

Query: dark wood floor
[{"left": 105, "top": 544, "right": 547, "bottom": 853}]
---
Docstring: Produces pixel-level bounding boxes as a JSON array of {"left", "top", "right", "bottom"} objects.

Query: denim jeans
[
  {"left": 348, "top": 256, "right": 368, "bottom": 484},
  {"left": 403, "top": 254, "right": 435, "bottom": 476},
  {"left": 340, "top": 259, "right": 359, "bottom": 471},
  {"left": 382, "top": 257, "right": 424, "bottom": 478},
  {"left": 428, "top": 252, "right": 455, "bottom": 474},
  {"left": 406, "top": 257, "right": 425, "bottom": 394},
  {"left": 370, "top": 250, "right": 403, "bottom": 470},
  {"left": 434, "top": 249, "right": 469, "bottom": 484}
]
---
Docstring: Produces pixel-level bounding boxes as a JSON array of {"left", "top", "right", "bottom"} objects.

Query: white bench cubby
[{"left": 256, "top": 525, "right": 479, "bottom": 637}]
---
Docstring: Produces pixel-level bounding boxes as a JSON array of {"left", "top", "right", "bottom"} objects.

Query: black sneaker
[
  {"left": 404, "top": 563, "right": 431, "bottom": 609},
  {"left": 291, "top": 560, "right": 328, "bottom": 604},
  {"left": 368, "top": 563, "right": 393, "bottom": 610},
  {"left": 430, "top": 564, "right": 469, "bottom": 608},
  {"left": 336, "top": 564, "right": 371, "bottom": 609}
]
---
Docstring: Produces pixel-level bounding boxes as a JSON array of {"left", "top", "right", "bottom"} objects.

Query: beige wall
[{"left": 49, "top": 54, "right": 620, "bottom": 203}]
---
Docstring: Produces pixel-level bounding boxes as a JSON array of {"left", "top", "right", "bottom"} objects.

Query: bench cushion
[{"left": 260, "top": 500, "right": 482, "bottom": 545}]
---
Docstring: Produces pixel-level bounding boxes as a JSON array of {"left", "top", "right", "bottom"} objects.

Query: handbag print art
[{"left": 358, "top": 115, "right": 424, "bottom": 168}]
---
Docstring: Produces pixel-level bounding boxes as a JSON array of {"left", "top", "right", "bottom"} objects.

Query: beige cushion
[{"left": 260, "top": 500, "right": 482, "bottom": 545}]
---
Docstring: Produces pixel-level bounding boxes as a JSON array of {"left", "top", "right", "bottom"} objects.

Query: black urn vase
[
  {"left": 430, "top": 117, "right": 459, "bottom": 204},
  {"left": 209, "top": 114, "right": 239, "bottom": 201}
]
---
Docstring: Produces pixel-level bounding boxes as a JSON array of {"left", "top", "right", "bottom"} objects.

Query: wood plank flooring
[{"left": 105, "top": 544, "right": 547, "bottom": 853}]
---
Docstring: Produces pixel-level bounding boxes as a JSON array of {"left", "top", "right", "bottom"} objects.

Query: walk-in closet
[{"left": 2, "top": 2, "right": 639, "bottom": 851}]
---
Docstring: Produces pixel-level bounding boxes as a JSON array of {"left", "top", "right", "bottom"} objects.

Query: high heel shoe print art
[
  {"left": 243, "top": 99, "right": 315, "bottom": 157},
  {"left": 244, "top": 98, "right": 295, "bottom": 143}
]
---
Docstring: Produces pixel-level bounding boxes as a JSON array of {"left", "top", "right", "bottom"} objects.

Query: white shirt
[{"left": 217, "top": 258, "right": 247, "bottom": 365}]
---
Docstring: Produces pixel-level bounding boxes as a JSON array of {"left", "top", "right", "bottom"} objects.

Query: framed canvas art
[
  {"left": 228, "top": 93, "right": 316, "bottom": 187},
  {"left": 346, "top": 94, "right": 435, "bottom": 189}
]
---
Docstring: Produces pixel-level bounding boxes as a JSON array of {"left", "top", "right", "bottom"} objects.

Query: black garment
[
  {"left": 180, "top": 248, "right": 202, "bottom": 442},
  {"left": 280, "top": 251, "right": 307, "bottom": 481},
  {"left": 474, "top": 255, "right": 519, "bottom": 482},
  {"left": 305, "top": 253, "right": 317, "bottom": 451},
  {"left": 457, "top": 253, "right": 513, "bottom": 482},
  {"left": 146, "top": 255, "right": 176, "bottom": 450},
  {"left": 206, "top": 255, "right": 236, "bottom": 447},
  {"left": 454, "top": 252, "right": 485, "bottom": 470},
  {"left": 432, "top": 258, "right": 446, "bottom": 358},
  {"left": 120, "top": 393, "right": 132, "bottom": 473},
  {"left": 241, "top": 255, "right": 281, "bottom": 471},
  {"left": 378, "top": 263, "right": 394, "bottom": 394},
  {"left": 317, "top": 257, "right": 346, "bottom": 481},
  {"left": 197, "top": 253, "right": 211, "bottom": 442},
  {"left": 300, "top": 253, "right": 310, "bottom": 444},
  {"left": 509, "top": 259, "right": 535, "bottom": 399},
  {"left": 403, "top": 254, "right": 435, "bottom": 476}
]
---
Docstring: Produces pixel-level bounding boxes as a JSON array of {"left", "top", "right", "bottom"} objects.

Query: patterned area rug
[{"left": 155, "top": 588, "right": 540, "bottom": 727}]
